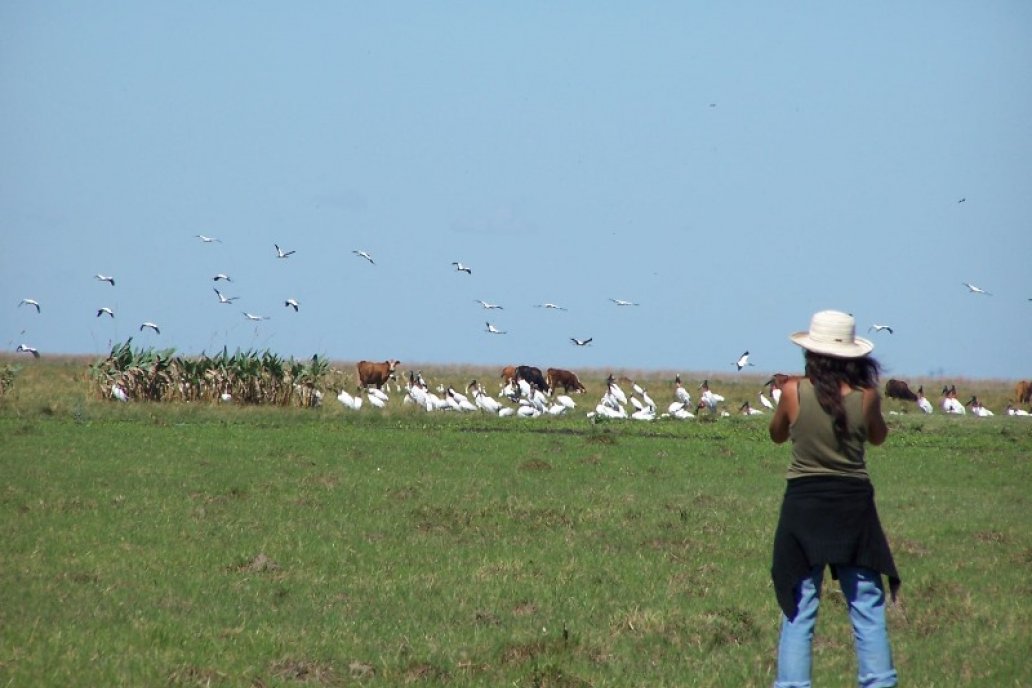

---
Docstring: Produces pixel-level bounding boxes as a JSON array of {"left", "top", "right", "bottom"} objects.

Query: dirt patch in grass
[
  {"left": 974, "top": 530, "right": 1008, "bottom": 544},
  {"left": 893, "top": 538, "right": 931, "bottom": 557},
  {"left": 167, "top": 664, "right": 228, "bottom": 686},
  {"left": 525, "top": 665, "right": 593, "bottom": 687},
  {"left": 230, "top": 552, "right": 281, "bottom": 574},
  {"left": 270, "top": 658, "right": 344, "bottom": 685},
  {"left": 402, "top": 662, "right": 450, "bottom": 683}
]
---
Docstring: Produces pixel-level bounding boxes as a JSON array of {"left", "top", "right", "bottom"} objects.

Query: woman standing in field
[{"left": 768, "top": 310, "right": 900, "bottom": 688}]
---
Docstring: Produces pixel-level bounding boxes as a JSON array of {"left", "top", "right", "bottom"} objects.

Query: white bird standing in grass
[
  {"left": 214, "top": 288, "right": 238, "bottom": 304},
  {"left": 243, "top": 312, "right": 270, "bottom": 321},
  {"left": 18, "top": 298, "right": 41, "bottom": 313},
  {"left": 337, "top": 388, "right": 362, "bottom": 411},
  {"left": 962, "top": 282, "right": 991, "bottom": 295},
  {"left": 485, "top": 321, "right": 506, "bottom": 334},
  {"left": 916, "top": 386, "right": 933, "bottom": 414},
  {"left": 353, "top": 250, "right": 375, "bottom": 265},
  {"left": 284, "top": 298, "right": 300, "bottom": 312},
  {"left": 96, "top": 307, "right": 115, "bottom": 318},
  {"left": 274, "top": 244, "right": 296, "bottom": 259},
  {"left": 16, "top": 344, "right": 40, "bottom": 358},
  {"left": 139, "top": 322, "right": 161, "bottom": 334},
  {"left": 95, "top": 273, "right": 116, "bottom": 286},
  {"left": 674, "top": 375, "right": 692, "bottom": 407}
]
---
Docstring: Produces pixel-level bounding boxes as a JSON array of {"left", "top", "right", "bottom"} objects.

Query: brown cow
[
  {"left": 546, "top": 367, "right": 586, "bottom": 394},
  {"left": 1015, "top": 380, "right": 1032, "bottom": 404},
  {"left": 885, "top": 378, "right": 918, "bottom": 401},
  {"left": 357, "top": 359, "right": 400, "bottom": 389},
  {"left": 501, "top": 365, "right": 516, "bottom": 383}
]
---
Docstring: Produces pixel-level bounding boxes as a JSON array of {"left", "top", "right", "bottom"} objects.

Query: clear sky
[{"left": 3, "top": 2, "right": 1030, "bottom": 381}]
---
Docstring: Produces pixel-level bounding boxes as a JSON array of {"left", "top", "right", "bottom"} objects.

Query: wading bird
[
  {"left": 353, "top": 250, "right": 375, "bottom": 265},
  {"left": 963, "top": 282, "right": 991, "bottom": 295},
  {"left": 868, "top": 324, "right": 894, "bottom": 334},
  {"left": 96, "top": 307, "right": 114, "bottom": 318},
  {"left": 735, "top": 351, "right": 754, "bottom": 371},
  {"left": 452, "top": 261, "right": 472, "bottom": 274},
  {"left": 18, "top": 298, "right": 40, "bottom": 313},
  {"left": 243, "top": 312, "right": 270, "bottom": 321},
  {"left": 16, "top": 343, "right": 40, "bottom": 358},
  {"left": 214, "top": 288, "right": 238, "bottom": 304},
  {"left": 139, "top": 322, "right": 160, "bottom": 334},
  {"left": 95, "top": 273, "right": 115, "bottom": 286},
  {"left": 274, "top": 244, "right": 295, "bottom": 259},
  {"left": 609, "top": 298, "right": 639, "bottom": 306},
  {"left": 571, "top": 337, "right": 592, "bottom": 346},
  {"left": 485, "top": 321, "right": 506, "bottom": 334},
  {"left": 213, "top": 273, "right": 232, "bottom": 282},
  {"left": 535, "top": 303, "right": 567, "bottom": 311},
  {"left": 475, "top": 300, "right": 503, "bottom": 310},
  {"left": 284, "top": 298, "right": 300, "bottom": 312},
  {"left": 195, "top": 234, "right": 221, "bottom": 243}
]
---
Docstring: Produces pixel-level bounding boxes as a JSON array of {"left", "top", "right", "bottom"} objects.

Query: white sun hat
[{"left": 789, "top": 310, "right": 874, "bottom": 358}]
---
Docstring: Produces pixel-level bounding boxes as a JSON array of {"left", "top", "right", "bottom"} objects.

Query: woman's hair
[{"left": 804, "top": 350, "right": 881, "bottom": 437}]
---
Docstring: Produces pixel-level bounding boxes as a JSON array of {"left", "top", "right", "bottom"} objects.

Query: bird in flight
[
  {"left": 195, "top": 234, "right": 221, "bottom": 243},
  {"left": 139, "top": 322, "right": 161, "bottom": 334},
  {"left": 957, "top": 198, "right": 966, "bottom": 203},
  {"left": 610, "top": 298, "right": 639, "bottom": 306},
  {"left": 213, "top": 273, "right": 233, "bottom": 282},
  {"left": 95, "top": 273, "right": 116, "bottom": 286},
  {"left": 213, "top": 288, "right": 238, "bottom": 304},
  {"left": 485, "top": 321, "right": 506, "bottom": 334},
  {"left": 571, "top": 337, "right": 593, "bottom": 346},
  {"left": 16, "top": 343, "right": 40, "bottom": 358},
  {"left": 535, "top": 303, "right": 567, "bottom": 311},
  {"left": 244, "top": 312, "right": 270, "bottom": 321},
  {"left": 735, "top": 351, "right": 755, "bottom": 371},
  {"left": 963, "top": 282, "right": 992, "bottom": 295},
  {"left": 274, "top": 244, "right": 296, "bottom": 259},
  {"left": 96, "top": 307, "right": 115, "bottom": 318},
  {"left": 18, "top": 298, "right": 41, "bottom": 313},
  {"left": 284, "top": 298, "right": 300, "bottom": 312},
  {"left": 452, "top": 261, "right": 472, "bottom": 274},
  {"left": 868, "top": 324, "right": 894, "bottom": 334},
  {"left": 475, "top": 300, "right": 503, "bottom": 310},
  {"left": 353, "top": 250, "right": 375, "bottom": 265}
]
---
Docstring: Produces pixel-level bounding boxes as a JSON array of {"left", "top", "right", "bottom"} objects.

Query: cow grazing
[
  {"left": 501, "top": 365, "right": 517, "bottom": 384},
  {"left": 1015, "top": 380, "right": 1032, "bottom": 405},
  {"left": 885, "top": 379, "right": 919, "bottom": 401},
  {"left": 515, "top": 365, "right": 549, "bottom": 393},
  {"left": 546, "top": 368, "right": 586, "bottom": 394},
  {"left": 357, "top": 359, "right": 400, "bottom": 390}
]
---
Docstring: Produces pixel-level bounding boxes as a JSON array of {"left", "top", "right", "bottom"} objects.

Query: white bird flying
[
  {"left": 475, "top": 300, "right": 503, "bottom": 310},
  {"left": 284, "top": 298, "right": 300, "bottom": 312},
  {"left": 962, "top": 282, "right": 991, "bottom": 295},
  {"left": 535, "top": 303, "right": 567, "bottom": 311},
  {"left": 609, "top": 298, "right": 639, "bottom": 306},
  {"left": 195, "top": 234, "right": 221, "bottom": 243},
  {"left": 139, "top": 322, "right": 160, "bottom": 334},
  {"left": 213, "top": 288, "right": 238, "bottom": 304},
  {"left": 18, "top": 298, "right": 41, "bottom": 313},
  {"left": 243, "top": 312, "right": 270, "bottom": 321},
  {"left": 485, "top": 321, "right": 506, "bottom": 334},
  {"left": 452, "top": 261, "right": 472, "bottom": 274},
  {"left": 16, "top": 343, "right": 40, "bottom": 358},
  {"left": 274, "top": 244, "right": 296, "bottom": 258},
  {"left": 571, "top": 337, "right": 592, "bottom": 346},
  {"left": 213, "top": 273, "right": 232, "bottom": 282},
  {"left": 95, "top": 273, "right": 115, "bottom": 286},
  {"left": 868, "top": 324, "right": 894, "bottom": 334},
  {"left": 353, "top": 250, "right": 375, "bottom": 265},
  {"left": 735, "top": 351, "right": 754, "bottom": 371},
  {"left": 96, "top": 307, "right": 115, "bottom": 318}
]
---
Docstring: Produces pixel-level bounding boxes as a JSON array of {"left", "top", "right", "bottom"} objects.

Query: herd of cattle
[{"left": 354, "top": 360, "right": 1032, "bottom": 418}]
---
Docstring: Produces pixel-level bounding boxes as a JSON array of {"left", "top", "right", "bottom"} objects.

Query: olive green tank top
[{"left": 787, "top": 378, "right": 869, "bottom": 480}]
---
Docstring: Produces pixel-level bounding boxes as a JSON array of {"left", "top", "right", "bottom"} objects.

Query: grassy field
[{"left": 1, "top": 359, "right": 1030, "bottom": 687}]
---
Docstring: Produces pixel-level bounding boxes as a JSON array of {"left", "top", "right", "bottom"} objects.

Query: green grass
[{"left": 1, "top": 360, "right": 1030, "bottom": 686}]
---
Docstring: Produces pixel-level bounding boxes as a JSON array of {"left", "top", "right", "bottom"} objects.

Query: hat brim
[{"left": 789, "top": 331, "right": 874, "bottom": 358}]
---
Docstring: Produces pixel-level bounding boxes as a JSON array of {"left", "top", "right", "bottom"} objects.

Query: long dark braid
[{"left": 804, "top": 350, "right": 882, "bottom": 438}]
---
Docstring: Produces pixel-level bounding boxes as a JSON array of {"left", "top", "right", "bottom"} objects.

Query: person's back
[{"left": 787, "top": 378, "right": 869, "bottom": 480}]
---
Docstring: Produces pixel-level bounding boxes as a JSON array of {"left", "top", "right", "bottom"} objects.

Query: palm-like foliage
[{"left": 89, "top": 339, "right": 328, "bottom": 406}]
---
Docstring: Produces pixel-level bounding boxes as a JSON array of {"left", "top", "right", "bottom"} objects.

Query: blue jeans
[{"left": 775, "top": 565, "right": 897, "bottom": 688}]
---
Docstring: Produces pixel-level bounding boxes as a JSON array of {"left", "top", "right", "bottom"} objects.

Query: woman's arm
[
  {"left": 769, "top": 378, "right": 798, "bottom": 444},
  {"left": 863, "top": 387, "right": 889, "bottom": 446}
]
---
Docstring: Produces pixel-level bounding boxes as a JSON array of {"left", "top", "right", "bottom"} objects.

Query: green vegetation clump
[{"left": 0, "top": 363, "right": 19, "bottom": 400}]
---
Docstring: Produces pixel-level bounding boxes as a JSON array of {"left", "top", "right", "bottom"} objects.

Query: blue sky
[{"left": 3, "top": 2, "right": 1030, "bottom": 380}]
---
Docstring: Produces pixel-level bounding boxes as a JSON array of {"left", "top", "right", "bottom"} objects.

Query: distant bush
[
  {"left": 88, "top": 338, "right": 329, "bottom": 406},
  {"left": 0, "top": 363, "right": 20, "bottom": 400}
]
